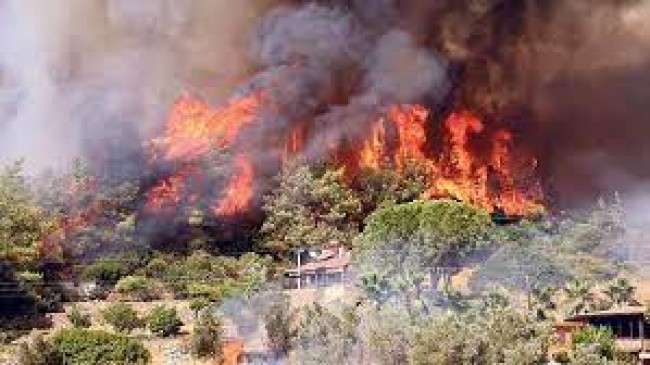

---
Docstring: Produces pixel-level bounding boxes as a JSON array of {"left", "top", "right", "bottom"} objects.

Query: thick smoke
[
  {"left": 530, "top": 2, "right": 650, "bottom": 209},
  {"left": 0, "top": 0, "right": 275, "bottom": 170},
  {"left": 2, "top": 0, "right": 650, "bottom": 210},
  {"left": 242, "top": 3, "right": 451, "bottom": 165},
  {"left": 379, "top": 0, "right": 650, "bottom": 210}
]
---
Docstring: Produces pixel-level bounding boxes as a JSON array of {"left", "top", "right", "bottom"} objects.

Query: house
[
  {"left": 554, "top": 306, "right": 650, "bottom": 364},
  {"left": 283, "top": 243, "right": 351, "bottom": 289}
]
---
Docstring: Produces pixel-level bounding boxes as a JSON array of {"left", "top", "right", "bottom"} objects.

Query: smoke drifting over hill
[
  {"left": 0, "top": 0, "right": 273, "bottom": 168},
  {"left": 1, "top": 0, "right": 650, "bottom": 210}
]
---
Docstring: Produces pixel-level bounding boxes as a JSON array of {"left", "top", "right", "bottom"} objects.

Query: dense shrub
[
  {"left": 20, "top": 329, "right": 149, "bottom": 365},
  {"left": 292, "top": 304, "right": 359, "bottom": 365},
  {"left": 186, "top": 281, "right": 240, "bottom": 303},
  {"left": 406, "top": 306, "right": 550, "bottom": 365},
  {"left": 101, "top": 302, "right": 142, "bottom": 334},
  {"left": 144, "top": 257, "right": 168, "bottom": 278},
  {"left": 186, "top": 283, "right": 223, "bottom": 302},
  {"left": 160, "top": 251, "right": 271, "bottom": 300},
  {"left": 81, "top": 258, "right": 132, "bottom": 286},
  {"left": 52, "top": 328, "right": 149, "bottom": 364},
  {"left": 67, "top": 306, "right": 91, "bottom": 328},
  {"left": 190, "top": 312, "right": 222, "bottom": 359},
  {"left": 114, "top": 275, "right": 161, "bottom": 301},
  {"left": 264, "top": 294, "right": 297, "bottom": 356},
  {"left": 147, "top": 305, "right": 183, "bottom": 337},
  {"left": 572, "top": 326, "right": 616, "bottom": 359}
]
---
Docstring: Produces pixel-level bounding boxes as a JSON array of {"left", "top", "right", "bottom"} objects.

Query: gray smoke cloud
[
  {"left": 0, "top": 0, "right": 274, "bottom": 170},
  {"left": 528, "top": 1, "right": 650, "bottom": 209},
  {"left": 2, "top": 0, "right": 650, "bottom": 212},
  {"left": 236, "top": 3, "right": 451, "bottom": 167},
  {"left": 364, "top": 30, "right": 450, "bottom": 104}
]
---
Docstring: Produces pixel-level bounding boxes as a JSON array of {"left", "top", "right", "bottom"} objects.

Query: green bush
[
  {"left": 159, "top": 252, "right": 272, "bottom": 301},
  {"left": 572, "top": 326, "right": 616, "bottom": 359},
  {"left": 67, "top": 306, "right": 91, "bottom": 328},
  {"left": 187, "top": 282, "right": 226, "bottom": 302},
  {"left": 82, "top": 258, "right": 132, "bottom": 286},
  {"left": 101, "top": 302, "right": 143, "bottom": 334},
  {"left": 147, "top": 305, "right": 183, "bottom": 337},
  {"left": 189, "top": 298, "right": 212, "bottom": 315},
  {"left": 190, "top": 312, "right": 222, "bottom": 359},
  {"left": 52, "top": 328, "right": 149, "bottom": 365},
  {"left": 114, "top": 275, "right": 161, "bottom": 301},
  {"left": 144, "top": 257, "right": 168, "bottom": 278}
]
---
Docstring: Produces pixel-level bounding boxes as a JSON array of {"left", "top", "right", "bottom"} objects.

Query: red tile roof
[{"left": 286, "top": 248, "right": 351, "bottom": 274}]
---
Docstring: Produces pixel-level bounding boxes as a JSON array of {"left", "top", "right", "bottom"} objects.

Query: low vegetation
[
  {"left": 101, "top": 302, "right": 143, "bottom": 334},
  {"left": 19, "top": 329, "right": 149, "bottom": 365},
  {"left": 190, "top": 312, "right": 223, "bottom": 359},
  {"left": 66, "top": 306, "right": 91, "bottom": 329},
  {"left": 146, "top": 305, "right": 183, "bottom": 338},
  {"left": 0, "top": 159, "right": 642, "bottom": 364},
  {"left": 114, "top": 275, "right": 161, "bottom": 301}
]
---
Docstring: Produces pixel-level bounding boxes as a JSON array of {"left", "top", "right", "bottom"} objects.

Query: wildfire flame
[
  {"left": 154, "top": 93, "right": 261, "bottom": 161},
  {"left": 145, "top": 88, "right": 543, "bottom": 219},
  {"left": 213, "top": 154, "right": 255, "bottom": 216},
  {"left": 146, "top": 92, "right": 263, "bottom": 216},
  {"left": 358, "top": 107, "right": 543, "bottom": 215}
]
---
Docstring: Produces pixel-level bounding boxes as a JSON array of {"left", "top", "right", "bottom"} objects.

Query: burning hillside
[
  {"left": 136, "top": 1, "right": 575, "bottom": 220},
  {"left": 145, "top": 91, "right": 543, "bottom": 217},
  {"left": 3, "top": 0, "right": 650, "bottom": 242}
]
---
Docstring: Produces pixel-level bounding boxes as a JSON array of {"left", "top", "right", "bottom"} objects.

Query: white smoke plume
[{"left": 0, "top": 0, "right": 274, "bottom": 170}]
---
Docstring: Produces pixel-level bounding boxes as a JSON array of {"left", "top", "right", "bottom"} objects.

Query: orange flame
[
  {"left": 147, "top": 87, "right": 543, "bottom": 218},
  {"left": 282, "top": 122, "right": 307, "bottom": 164},
  {"left": 146, "top": 92, "right": 262, "bottom": 217},
  {"left": 357, "top": 106, "right": 543, "bottom": 215},
  {"left": 359, "top": 104, "right": 429, "bottom": 169},
  {"left": 154, "top": 93, "right": 261, "bottom": 161},
  {"left": 213, "top": 154, "right": 255, "bottom": 216},
  {"left": 145, "top": 167, "right": 193, "bottom": 213}
]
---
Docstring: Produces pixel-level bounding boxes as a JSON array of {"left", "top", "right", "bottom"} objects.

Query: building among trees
[
  {"left": 556, "top": 306, "right": 650, "bottom": 364},
  {"left": 283, "top": 243, "right": 351, "bottom": 289}
]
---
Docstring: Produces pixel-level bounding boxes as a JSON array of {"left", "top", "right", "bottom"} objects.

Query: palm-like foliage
[
  {"left": 603, "top": 277, "right": 637, "bottom": 308},
  {"left": 563, "top": 278, "right": 596, "bottom": 315}
]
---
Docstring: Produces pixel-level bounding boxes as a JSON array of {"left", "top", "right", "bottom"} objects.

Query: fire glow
[
  {"left": 146, "top": 92, "right": 262, "bottom": 216},
  {"left": 357, "top": 107, "right": 543, "bottom": 215},
  {"left": 145, "top": 90, "right": 544, "bottom": 217}
]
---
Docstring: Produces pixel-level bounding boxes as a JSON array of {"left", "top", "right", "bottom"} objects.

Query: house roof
[
  {"left": 565, "top": 306, "right": 646, "bottom": 321},
  {"left": 285, "top": 248, "right": 351, "bottom": 274},
  {"left": 553, "top": 321, "right": 585, "bottom": 328}
]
